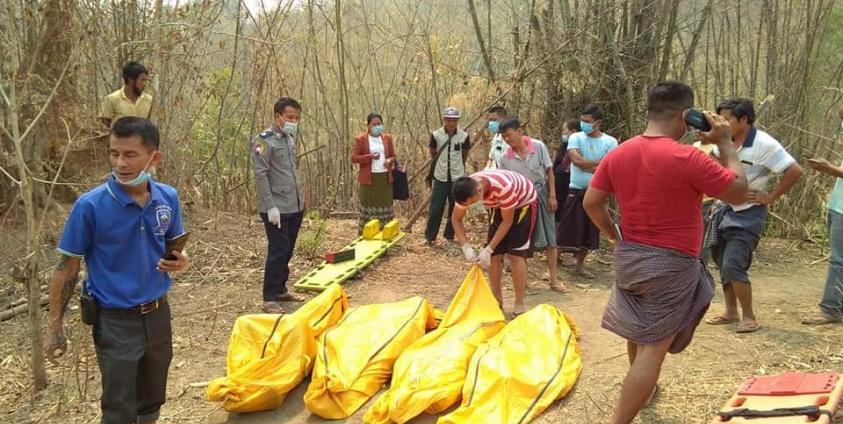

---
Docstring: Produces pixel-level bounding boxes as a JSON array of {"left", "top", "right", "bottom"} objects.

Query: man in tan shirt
[{"left": 100, "top": 61, "right": 153, "bottom": 128}]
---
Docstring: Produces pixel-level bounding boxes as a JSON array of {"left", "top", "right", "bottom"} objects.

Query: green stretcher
[{"left": 293, "top": 219, "right": 405, "bottom": 292}]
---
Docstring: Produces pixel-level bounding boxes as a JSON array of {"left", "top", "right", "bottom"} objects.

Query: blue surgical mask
[
  {"left": 282, "top": 122, "right": 298, "bottom": 135},
  {"left": 371, "top": 125, "right": 384, "bottom": 136},
  {"left": 580, "top": 121, "right": 594, "bottom": 134},
  {"left": 113, "top": 155, "right": 156, "bottom": 187},
  {"left": 488, "top": 120, "right": 500, "bottom": 133}
]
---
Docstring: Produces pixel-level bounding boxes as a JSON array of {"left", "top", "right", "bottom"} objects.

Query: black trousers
[
  {"left": 260, "top": 211, "right": 304, "bottom": 301},
  {"left": 94, "top": 302, "right": 172, "bottom": 424}
]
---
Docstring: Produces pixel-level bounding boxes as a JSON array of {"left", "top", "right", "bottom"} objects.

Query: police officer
[
  {"left": 251, "top": 97, "right": 306, "bottom": 313},
  {"left": 45, "top": 117, "right": 190, "bottom": 424}
]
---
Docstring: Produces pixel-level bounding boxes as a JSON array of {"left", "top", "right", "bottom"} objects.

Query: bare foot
[{"left": 645, "top": 384, "right": 659, "bottom": 406}]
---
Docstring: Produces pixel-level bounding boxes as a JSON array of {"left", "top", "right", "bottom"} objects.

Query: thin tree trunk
[
  {"left": 2, "top": 56, "right": 47, "bottom": 392},
  {"left": 657, "top": 0, "right": 680, "bottom": 81},
  {"left": 467, "top": 0, "right": 496, "bottom": 81}
]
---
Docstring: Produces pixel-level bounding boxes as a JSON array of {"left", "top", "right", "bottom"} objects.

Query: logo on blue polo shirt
[{"left": 154, "top": 205, "right": 172, "bottom": 236}]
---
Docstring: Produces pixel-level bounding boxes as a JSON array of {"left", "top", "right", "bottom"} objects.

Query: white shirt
[
  {"left": 369, "top": 135, "right": 387, "bottom": 173},
  {"left": 486, "top": 134, "right": 508, "bottom": 170},
  {"left": 713, "top": 128, "right": 796, "bottom": 211}
]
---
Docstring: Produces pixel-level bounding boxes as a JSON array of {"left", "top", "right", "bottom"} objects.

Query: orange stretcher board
[{"left": 712, "top": 372, "right": 843, "bottom": 423}]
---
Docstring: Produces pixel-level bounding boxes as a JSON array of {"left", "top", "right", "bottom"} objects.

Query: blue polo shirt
[{"left": 58, "top": 176, "right": 185, "bottom": 308}]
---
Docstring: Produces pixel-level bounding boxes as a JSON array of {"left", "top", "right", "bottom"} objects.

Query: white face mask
[{"left": 112, "top": 154, "right": 156, "bottom": 187}]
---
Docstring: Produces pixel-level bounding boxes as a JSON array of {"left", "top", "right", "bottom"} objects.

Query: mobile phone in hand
[
  {"left": 685, "top": 109, "right": 712, "bottom": 132},
  {"left": 164, "top": 232, "right": 190, "bottom": 260}
]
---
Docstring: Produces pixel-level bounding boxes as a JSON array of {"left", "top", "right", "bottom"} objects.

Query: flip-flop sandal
[
  {"left": 736, "top": 321, "right": 760, "bottom": 333},
  {"left": 560, "top": 257, "right": 578, "bottom": 267},
  {"left": 277, "top": 292, "right": 305, "bottom": 302},
  {"left": 801, "top": 313, "right": 842, "bottom": 325},
  {"left": 261, "top": 302, "right": 285, "bottom": 314},
  {"left": 549, "top": 283, "right": 569, "bottom": 293},
  {"left": 705, "top": 315, "right": 738, "bottom": 325},
  {"left": 510, "top": 305, "right": 527, "bottom": 320},
  {"left": 575, "top": 268, "right": 595, "bottom": 279}
]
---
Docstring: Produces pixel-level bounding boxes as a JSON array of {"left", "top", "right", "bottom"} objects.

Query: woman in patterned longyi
[{"left": 351, "top": 113, "right": 397, "bottom": 233}]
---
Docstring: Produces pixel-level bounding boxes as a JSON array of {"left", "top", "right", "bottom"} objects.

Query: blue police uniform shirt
[{"left": 57, "top": 175, "right": 185, "bottom": 308}]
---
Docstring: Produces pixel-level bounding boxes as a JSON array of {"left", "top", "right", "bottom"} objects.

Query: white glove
[
  {"left": 477, "top": 246, "right": 493, "bottom": 268},
  {"left": 462, "top": 244, "right": 477, "bottom": 263},
  {"left": 267, "top": 207, "right": 281, "bottom": 228}
]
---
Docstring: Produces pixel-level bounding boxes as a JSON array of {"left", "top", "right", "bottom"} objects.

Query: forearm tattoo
[
  {"left": 56, "top": 255, "right": 71, "bottom": 271},
  {"left": 60, "top": 275, "right": 79, "bottom": 311},
  {"left": 56, "top": 256, "right": 79, "bottom": 311}
]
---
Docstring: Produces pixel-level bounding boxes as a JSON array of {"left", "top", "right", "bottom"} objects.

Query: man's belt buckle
[{"left": 140, "top": 300, "right": 159, "bottom": 315}]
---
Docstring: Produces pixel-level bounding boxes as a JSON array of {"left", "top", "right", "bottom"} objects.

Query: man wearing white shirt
[
  {"left": 705, "top": 98, "right": 803, "bottom": 333},
  {"left": 485, "top": 106, "right": 509, "bottom": 170}
]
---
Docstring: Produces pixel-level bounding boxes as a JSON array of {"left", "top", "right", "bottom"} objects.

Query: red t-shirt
[{"left": 589, "top": 135, "right": 736, "bottom": 256}]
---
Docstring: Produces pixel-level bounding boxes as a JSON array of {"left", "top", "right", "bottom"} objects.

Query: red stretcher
[{"left": 712, "top": 372, "right": 843, "bottom": 423}]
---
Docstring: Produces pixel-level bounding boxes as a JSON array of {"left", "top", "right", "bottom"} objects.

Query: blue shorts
[{"left": 712, "top": 227, "right": 759, "bottom": 284}]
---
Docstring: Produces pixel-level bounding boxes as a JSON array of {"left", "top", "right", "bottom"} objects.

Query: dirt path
[{"left": 2, "top": 212, "right": 841, "bottom": 423}]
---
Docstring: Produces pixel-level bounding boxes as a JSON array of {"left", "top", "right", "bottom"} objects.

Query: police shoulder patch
[{"left": 253, "top": 139, "right": 268, "bottom": 157}]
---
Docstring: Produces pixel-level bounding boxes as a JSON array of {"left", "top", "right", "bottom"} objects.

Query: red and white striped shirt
[{"left": 472, "top": 169, "right": 536, "bottom": 209}]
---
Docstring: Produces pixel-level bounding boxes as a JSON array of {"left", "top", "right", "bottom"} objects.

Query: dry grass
[{"left": 0, "top": 208, "right": 841, "bottom": 423}]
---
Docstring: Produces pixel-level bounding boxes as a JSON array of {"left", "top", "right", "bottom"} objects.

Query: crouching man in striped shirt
[{"left": 451, "top": 169, "right": 537, "bottom": 317}]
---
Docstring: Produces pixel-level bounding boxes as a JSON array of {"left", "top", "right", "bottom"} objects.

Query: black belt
[{"left": 99, "top": 295, "right": 168, "bottom": 317}]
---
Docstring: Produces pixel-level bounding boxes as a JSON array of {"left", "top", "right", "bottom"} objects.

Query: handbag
[{"left": 392, "top": 160, "right": 410, "bottom": 200}]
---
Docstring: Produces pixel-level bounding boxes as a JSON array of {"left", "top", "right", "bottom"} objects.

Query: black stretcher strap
[{"left": 717, "top": 405, "right": 832, "bottom": 419}]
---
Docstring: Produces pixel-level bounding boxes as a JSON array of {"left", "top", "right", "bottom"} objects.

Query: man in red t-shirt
[
  {"left": 451, "top": 170, "right": 537, "bottom": 316},
  {"left": 583, "top": 81, "right": 748, "bottom": 423}
]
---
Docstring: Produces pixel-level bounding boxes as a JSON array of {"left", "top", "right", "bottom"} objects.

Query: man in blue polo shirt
[{"left": 45, "top": 117, "right": 190, "bottom": 424}]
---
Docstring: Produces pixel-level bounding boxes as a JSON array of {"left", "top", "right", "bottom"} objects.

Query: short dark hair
[
  {"left": 487, "top": 105, "right": 508, "bottom": 116},
  {"left": 122, "top": 61, "right": 148, "bottom": 84},
  {"left": 274, "top": 97, "right": 302, "bottom": 115},
  {"left": 564, "top": 119, "right": 581, "bottom": 132},
  {"left": 716, "top": 97, "right": 755, "bottom": 125},
  {"left": 366, "top": 112, "right": 383, "bottom": 125},
  {"left": 581, "top": 104, "right": 604, "bottom": 120},
  {"left": 498, "top": 117, "right": 522, "bottom": 133},
  {"left": 646, "top": 81, "right": 695, "bottom": 120},
  {"left": 111, "top": 117, "right": 160, "bottom": 149},
  {"left": 452, "top": 177, "right": 478, "bottom": 204}
]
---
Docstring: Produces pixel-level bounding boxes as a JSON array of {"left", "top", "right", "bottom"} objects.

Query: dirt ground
[{"left": 1, "top": 209, "right": 842, "bottom": 423}]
